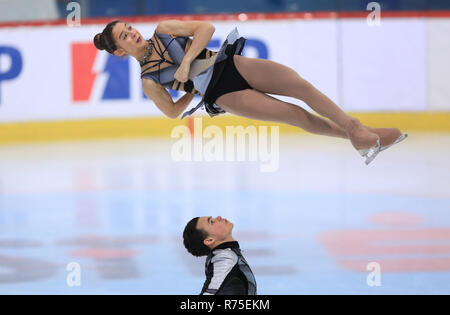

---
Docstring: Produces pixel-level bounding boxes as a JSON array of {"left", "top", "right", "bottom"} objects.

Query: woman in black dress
[{"left": 94, "top": 19, "right": 407, "bottom": 164}]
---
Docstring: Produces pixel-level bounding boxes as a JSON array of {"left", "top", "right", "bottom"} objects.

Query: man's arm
[
  {"left": 215, "top": 275, "right": 247, "bottom": 295},
  {"left": 200, "top": 250, "right": 240, "bottom": 295}
]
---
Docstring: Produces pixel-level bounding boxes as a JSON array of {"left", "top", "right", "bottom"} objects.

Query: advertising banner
[{"left": 0, "top": 18, "right": 447, "bottom": 124}]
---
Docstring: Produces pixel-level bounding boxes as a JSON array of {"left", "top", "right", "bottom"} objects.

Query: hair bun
[
  {"left": 93, "top": 33, "right": 105, "bottom": 51},
  {"left": 93, "top": 21, "right": 120, "bottom": 54}
]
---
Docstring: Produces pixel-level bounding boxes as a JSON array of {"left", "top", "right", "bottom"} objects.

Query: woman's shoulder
[{"left": 154, "top": 30, "right": 184, "bottom": 40}]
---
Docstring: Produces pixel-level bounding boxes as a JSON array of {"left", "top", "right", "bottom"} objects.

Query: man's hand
[{"left": 174, "top": 61, "right": 190, "bottom": 83}]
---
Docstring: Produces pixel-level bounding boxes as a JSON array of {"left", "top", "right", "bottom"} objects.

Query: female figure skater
[{"left": 93, "top": 20, "right": 407, "bottom": 164}]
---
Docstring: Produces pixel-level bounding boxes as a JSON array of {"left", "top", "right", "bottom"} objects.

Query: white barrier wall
[
  {"left": 428, "top": 19, "right": 450, "bottom": 111},
  {"left": 0, "top": 18, "right": 448, "bottom": 123},
  {"left": 341, "top": 19, "right": 427, "bottom": 111}
]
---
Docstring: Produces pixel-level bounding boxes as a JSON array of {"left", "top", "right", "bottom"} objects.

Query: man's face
[{"left": 196, "top": 216, "right": 233, "bottom": 247}]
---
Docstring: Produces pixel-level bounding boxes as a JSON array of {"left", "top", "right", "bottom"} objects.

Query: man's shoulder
[{"left": 210, "top": 247, "right": 239, "bottom": 265}]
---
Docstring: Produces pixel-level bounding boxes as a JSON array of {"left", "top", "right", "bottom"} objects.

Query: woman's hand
[{"left": 174, "top": 61, "right": 190, "bottom": 83}]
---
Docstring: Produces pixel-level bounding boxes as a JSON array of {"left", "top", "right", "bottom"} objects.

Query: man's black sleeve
[
  {"left": 215, "top": 266, "right": 248, "bottom": 295},
  {"left": 216, "top": 277, "right": 247, "bottom": 295}
]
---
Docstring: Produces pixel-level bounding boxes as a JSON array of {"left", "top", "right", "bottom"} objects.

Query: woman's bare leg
[
  {"left": 233, "top": 55, "right": 381, "bottom": 150},
  {"left": 216, "top": 89, "right": 348, "bottom": 138}
]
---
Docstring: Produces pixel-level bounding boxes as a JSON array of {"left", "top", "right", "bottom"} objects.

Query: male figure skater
[{"left": 183, "top": 216, "right": 257, "bottom": 295}]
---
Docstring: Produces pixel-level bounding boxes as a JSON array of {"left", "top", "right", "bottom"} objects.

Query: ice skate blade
[{"left": 358, "top": 139, "right": 381, "bottom": 165}]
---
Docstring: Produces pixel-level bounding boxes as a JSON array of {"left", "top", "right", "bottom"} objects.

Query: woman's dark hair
[
  {"left": 93, "top": 20, "right": 120, "bottom": 54},
  {"left": 183, "top": 217, "right": 211, "bottom": 257}
]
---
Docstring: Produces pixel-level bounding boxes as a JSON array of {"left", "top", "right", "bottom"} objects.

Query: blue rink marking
[{"left": 0, "top": 189, "right": 449, "bottom": 294}]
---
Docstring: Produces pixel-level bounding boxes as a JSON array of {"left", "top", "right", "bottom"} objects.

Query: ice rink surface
[{"left": 0, "top": 132, "right": 449, "bottom": 294}]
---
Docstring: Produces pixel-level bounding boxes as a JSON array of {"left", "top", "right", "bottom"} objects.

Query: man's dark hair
[{"left": 183, "top": 217, "right": 211, "bottom": 257}]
